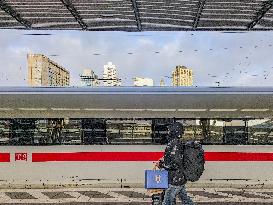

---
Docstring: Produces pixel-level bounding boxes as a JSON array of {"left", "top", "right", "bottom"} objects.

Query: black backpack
[{"left": 183, "top": 141, "right": 205, "bottom": 182}]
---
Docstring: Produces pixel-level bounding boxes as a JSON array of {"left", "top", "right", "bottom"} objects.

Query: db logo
[
  {"left": 15, "top": 153, "right": 28, "bottom": 161},
  {"left": 155, "top": 175, "right": 161, "bottom": 184}
]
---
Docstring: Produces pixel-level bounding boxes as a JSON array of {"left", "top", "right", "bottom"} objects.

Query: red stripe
[
  {"left": 32, "top": 152, "right": 164, "bottom": 162},
  {"left": 205, "top": 152, "right": 273, "bottom": 161},
  {"left": 0, "top": 153, "right": 10, "bottom": 162},
  {"left": 32, "top": 151, "right": 273, "bottom": 162}
]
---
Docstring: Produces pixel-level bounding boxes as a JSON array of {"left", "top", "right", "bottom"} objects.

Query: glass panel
[
  {"left": 0, "top": 118, "right": 273, "bottom": 145},
  {"left": 223, "top": 120, "right": 248, "bottom": 145},
  {"left": 177, "top": 119, "right": 224, "bottom": 144},
  {"left": 60, "top": 119, "right": 81, "bottom": 145},
  {"left": 9, "top": 119, "right": 36, "bottom": 145},
  {"left": 107, "top": 119, "right": 152, "bottom": 144},
  {"left": 82, "top": 119, "right": 107, "bottom": 145},
  {"left": 248, "top": 119, "right": 273, "bottom": 145},
  {"left": 33, "top": 119, "right": 50, "bottom": 145},
  {"left": 0, "top": 120, "right": 10, "bottom": 145}
]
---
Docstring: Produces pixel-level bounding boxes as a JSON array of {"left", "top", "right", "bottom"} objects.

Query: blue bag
[{"left": 145, "top": 170, "right": 168, "bottom": 189}]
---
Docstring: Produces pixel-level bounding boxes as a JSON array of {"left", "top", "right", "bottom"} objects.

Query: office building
[
  {"left": 102, "top": 62, "right": 121, "bottom": 86},
  {"left": 27, "top": 54, "right": 70, "bottom": 86},
  {"left": 160, "top": 78, "right": 165, "bottom": 86},
  {"left": 133, "top": 77, "right": 153, "bottom": 86},
  {"left": 172, "top": 65, "right": 193, "bottom": 86},
  {"left": 80, "top": 69, "right": 100, "bottom": 86}
]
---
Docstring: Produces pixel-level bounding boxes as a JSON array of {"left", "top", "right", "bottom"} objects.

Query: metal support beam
[
  {"left": 247, "top": 0, "right": 273, "bottom": 29},
  {"left": 60, "top": 0, "right": 88, "bottom": 30},
  {"left": 131, "top": 0, "right": 142, "bottom": 31},
  {"left": 193, "top": 0, "right": 206, "bottom": 29},
  {"left": 0, "top": 0, "right": 32, "bottom": 28}
]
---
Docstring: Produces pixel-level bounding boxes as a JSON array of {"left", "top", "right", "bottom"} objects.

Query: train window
[
  {"left": 177, "top": 120, "right": 203, "bottom": 142},
  {"left": 62, "top": 119, "right": 82, "bottom": 144},
  {"left": 176, "top": 119, "right": 224, "bottom": 144},
  {"left": 34, "top": 119, "right": 50, "bottom": 145},
  {"left": 82, "top": 119, "right": 107, "bottom": 145},
  {"left": 9, "top": 119, "right": 37, "bottom": 145},
  {"left": 248, "top": 119, "right": 273, "bottom": 145},
  {"left": 44, "top": 119, "right": 82, "bottom": 145},
  {"left": 0, "top": 120, "right": 10, "bottom": 145},
  {"left": 106, "top": 119, "right": 152, "bottom": 144},
  {"left": 1, "top": 118, "right": 273, "bottom": 145}
]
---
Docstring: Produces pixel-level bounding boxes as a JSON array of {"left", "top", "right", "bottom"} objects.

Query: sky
[{"left": 1, "top": 30, "right": 273, "bottom": 86}]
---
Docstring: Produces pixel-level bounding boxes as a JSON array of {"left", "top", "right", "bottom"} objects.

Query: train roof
[
  {"left": 1, "top": 86, "right": 273, "bottom": 94},
  {"left": 1, "top": 86, "right": 273, "bottom": 119}
]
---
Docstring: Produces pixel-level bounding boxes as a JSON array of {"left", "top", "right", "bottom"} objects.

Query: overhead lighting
[
  {"left": 210, "top": 109, "right": 237, "bottom": 112},
  {"left": 0, "top": 108, "right": 14, "bottom": 111},
  {"left": 51, "top": 108, "right": 81, "bottom": 111},
  {"left": 84, "top": 108, "right": 114, "bottom": 111},
  {"left": 18, "top": 108, "right": 47, "bottom": 111},
  {"left": 178, "top": 109, "right": 207, "bottom": 112},
  {"left": 146, "top": 109, "right": 176, "bottom": 112},
  {"left": 241, "top": 109, "right": 269, "bottom": 112}
]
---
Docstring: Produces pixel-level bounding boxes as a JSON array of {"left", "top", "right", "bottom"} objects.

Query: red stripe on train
[
  {"left": 0, "top": 153, "right": 10, "bottom": 162},
  {"left": 32, "top": 152, "right": 273, "bottom": 162},
  {"left": 206, "top": 152, "right": 273, "bottom": 161},
  {"left": 32, "top": 152, "right": 164, "bottom": 162}
]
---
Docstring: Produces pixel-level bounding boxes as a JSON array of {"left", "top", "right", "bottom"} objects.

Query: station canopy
[{"left": 0, "top": 0, "right": 273, "bottom": 31}]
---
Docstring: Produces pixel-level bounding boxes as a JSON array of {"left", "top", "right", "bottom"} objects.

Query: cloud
[{"left": 0, "top": 30, "right": 273, "bottom": 86}]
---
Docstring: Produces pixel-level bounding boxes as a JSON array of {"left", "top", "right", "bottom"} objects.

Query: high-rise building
[
  {"left": 27, "top": 54, "right": 70, "bottom": 86},
  {"left": 172, "top": 65, "right": 193, "bottom": 86},
  {"left": 80, "top": 69, "right": 100, "bottom": 86},
  {"left": 102, "top": 62, "right": 121, "bottom": 86},
  {"left": 133, "top": 77, "right": 153, "bottom": 86},
  {"left": 160, "top": 78, "right": 165, "bottom": 86}
]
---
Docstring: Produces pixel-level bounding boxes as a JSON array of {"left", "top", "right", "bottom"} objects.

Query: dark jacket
[{"left": 159, "top": 138, "right": 186, "bottom": 186}]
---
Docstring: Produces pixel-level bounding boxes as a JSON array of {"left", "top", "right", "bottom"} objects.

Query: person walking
[{"left": 156, "top": 122, "right": 194, "bottom": 205}]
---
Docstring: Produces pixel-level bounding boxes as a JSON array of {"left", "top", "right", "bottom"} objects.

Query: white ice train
[{"left": 0, "top": 86, "right": 273, "bottom": 188}]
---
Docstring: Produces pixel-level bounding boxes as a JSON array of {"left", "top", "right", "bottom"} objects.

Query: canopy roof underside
[{"left": 0, "top": 0, "right": 273, "bottom": 31}]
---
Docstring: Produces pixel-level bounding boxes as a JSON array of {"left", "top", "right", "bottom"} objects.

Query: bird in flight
[{"left": 23, "top": 33, "right": 52, "bottom": 36}]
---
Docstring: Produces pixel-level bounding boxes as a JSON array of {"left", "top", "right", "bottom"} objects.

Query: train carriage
[{"left": 0, "top": 86, "right": 273, "bottom": 188}]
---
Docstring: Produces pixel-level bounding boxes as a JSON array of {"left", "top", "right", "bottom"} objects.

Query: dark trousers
[{"left": 162, "top": 184, "right": 194, "bottom": 205}]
